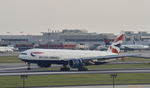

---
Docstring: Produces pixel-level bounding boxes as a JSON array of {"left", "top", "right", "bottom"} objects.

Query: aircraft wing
[
  {"left": 64, "top": 54, "right": 140, "bottom": 61},
  {"left": 83, "top": 54, "right": 139, "bottom": 60}
]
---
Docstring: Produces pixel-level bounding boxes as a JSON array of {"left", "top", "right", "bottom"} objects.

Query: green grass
[
  {"left": 0, "top": 56, "right": 23, "bottom": 63},
  {"left": 1, "top": 73, "right": 150, "bottom": 88}
]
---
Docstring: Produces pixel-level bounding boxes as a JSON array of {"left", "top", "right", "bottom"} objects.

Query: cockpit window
[{"left": 21, "top": 53, "right": 27, "bottom": 55}]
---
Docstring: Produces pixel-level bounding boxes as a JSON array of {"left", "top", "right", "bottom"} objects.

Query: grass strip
[{"left": 0, "top": 73, "right": 150, "bottom": 88}]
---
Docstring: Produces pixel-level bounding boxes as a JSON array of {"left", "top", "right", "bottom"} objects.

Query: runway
[
  {"left": 0, "top": 63, "right": 38, "bottom": 71},
  {"left": 0, "top": 63, "right": 62, "bottom": 71},
  {"left": 1, "top": 68, "right": 150, "bottom": 76},
  {"left": 0, "top": 60, "right": 149, "bottom": 71},
  {"left": 37, "top": 84, "right": 150, "bottom": 88},
  {"left": 1, "top": 62, "right": 150, "bottom": 76}
]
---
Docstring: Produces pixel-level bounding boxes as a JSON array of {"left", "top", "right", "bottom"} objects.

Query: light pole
[
  {"left": 20, "top": 75, "right": 28, "bottom": 88},
  {"left": 110, "top": 73, "right": 118, "bottom": 88}
]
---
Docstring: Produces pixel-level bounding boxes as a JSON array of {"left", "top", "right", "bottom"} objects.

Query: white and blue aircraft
[{"left": 19, "top": 32, "right": 138, "bottom": 71}]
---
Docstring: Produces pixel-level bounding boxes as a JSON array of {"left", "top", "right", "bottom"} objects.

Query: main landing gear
[
  {"left": 60, "top": 65, "right": 70, "bottom": 71},
  {"left": 78, "top": 67, "right": 88, "bottom": 71},
  {"left": 60, "top": 65, "right": 88, "bottom": 71}
]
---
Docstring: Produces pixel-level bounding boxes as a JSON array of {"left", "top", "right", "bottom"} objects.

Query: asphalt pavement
[{"left": 39, "top": 85, "right": 150, "bottom": 88}]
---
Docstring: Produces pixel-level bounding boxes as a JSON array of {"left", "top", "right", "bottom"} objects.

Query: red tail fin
[{"left": 107, "top": 32, "right": 125, "bottom": 54}]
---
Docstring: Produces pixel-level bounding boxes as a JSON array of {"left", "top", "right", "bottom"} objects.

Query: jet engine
[
  {"left": 37, "top": 63, "right": 51, "bottom": 68},
  {"left": 69, "top": 59, "right": 84, "bottom": 68}
]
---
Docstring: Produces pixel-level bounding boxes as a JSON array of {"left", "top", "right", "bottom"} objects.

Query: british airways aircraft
[{"left": 19, "top": 32, "right": 138, "bottom": 71}]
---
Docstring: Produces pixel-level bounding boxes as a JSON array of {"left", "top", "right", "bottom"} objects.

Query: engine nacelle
[
  {"left": 69, "top": 59, "right": 84, "bottom": 68},
  {"left": 37, "top": 63, "right": 51, "bottom": 68}
]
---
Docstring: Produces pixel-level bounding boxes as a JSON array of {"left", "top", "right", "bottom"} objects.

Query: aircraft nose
[
  {"left": 18, "top": 53, "right": 25, "bottom": 60},
  {"left": 18, "top": 52, "right": 28, "bottom": 60},
  {"left": 18, "top": 54, "right": 22, "bottom": 59}
]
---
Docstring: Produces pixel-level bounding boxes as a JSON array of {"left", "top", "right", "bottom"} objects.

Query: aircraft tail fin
[{"left": 107, "top": 32, "right": 125, "bottom": 54}]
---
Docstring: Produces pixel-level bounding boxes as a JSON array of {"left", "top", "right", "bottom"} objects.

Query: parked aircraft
[
  {"left": 0, "top": 46, "right": 15, "bottom": 53},
  {"left": 102, "top": 37, "right": 149, "bottom": 51},
  {"left": 121, "top": 40, "right": 150, "bottom": 51},
  {"left": 19, "top": 32, "right": 139, "bottom": 71},
  {"left": 96, "top": 45, "right": 108, "bottom": 51},
  {"left": 95, "top": 38, "right": 110, "bottom": 50}
]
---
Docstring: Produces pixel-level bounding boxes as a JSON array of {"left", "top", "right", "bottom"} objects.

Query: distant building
[
  {"left": 124, "top": 31, "right": 150, "bottom": 45},
  {"left": 0, "top": 30, "right": 150, "bottom": 51},
  {"left": 0, "top": 35, "right": 42, "bottom": 51},
  {"left": 42, "top": 29, "right": 116, "bottom": 46}
]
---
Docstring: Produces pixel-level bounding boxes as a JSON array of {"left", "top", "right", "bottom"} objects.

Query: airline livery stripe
[
  {"left": 114, "top": 34, "right": 125, "bottom": 42},
  {"left": 32, "top": 52, "right": 44, "bottom": 54}
]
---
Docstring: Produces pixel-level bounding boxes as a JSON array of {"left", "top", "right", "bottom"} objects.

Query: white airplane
[
  {"left": 19, "top": 32, "right": 138, "bottom": 71},
  {"left": 121, "top": 45, "right": 149, "bottom": 50},
  {"left": 121, "top": 40, "right": 150, "bottom": 51},
  {"left": 102, "top": 37, "right": 150, "bottom": 51},
  {"left": 0, "top": 46, "right": 14, "bottom": 53}
]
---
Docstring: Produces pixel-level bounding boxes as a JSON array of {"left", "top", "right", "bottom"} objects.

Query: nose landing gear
[{"left": 27, "top": 63, "right": 31, "bottom": 70}]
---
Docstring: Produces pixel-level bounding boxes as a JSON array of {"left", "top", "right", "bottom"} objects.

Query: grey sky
[{"left": 0, "top": 0, "right": 150, "bottom": 35}]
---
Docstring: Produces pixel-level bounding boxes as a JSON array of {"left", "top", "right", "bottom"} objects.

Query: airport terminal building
[{"left": 0, "top": 30, "right": 150, "bottom": 51}]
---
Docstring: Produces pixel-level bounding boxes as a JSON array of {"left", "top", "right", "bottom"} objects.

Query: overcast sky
[{"left": 0, "top": 0, "right": 150, "bottom": 35}]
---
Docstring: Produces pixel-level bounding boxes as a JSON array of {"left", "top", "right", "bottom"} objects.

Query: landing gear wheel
[
  {"left": 27, "top": 63, "right": 31, "bottom": 70},
  {"left": 27, "top": 67, "right": 31, "bottom": 70},
  {"left": 60, "top": 67, "right": 70, "bottom": 71},
  {"left": 78, "top": 67, "right": 88, "bottom": 71}
]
